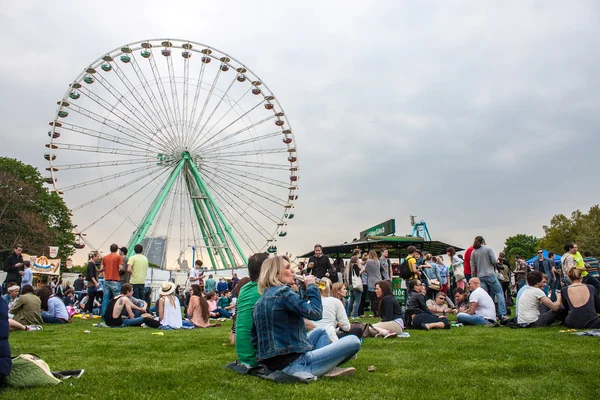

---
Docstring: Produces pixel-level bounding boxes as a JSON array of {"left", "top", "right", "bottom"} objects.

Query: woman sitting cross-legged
[
  {"left": 187, "top": 284, "right": 220, "bottom": 328},
  {"left": 306, "top": 279, "right": 363, "bottom": 342},
  {"left": 371, "top": 280, "right": 404, "bottom": 338},
  {"left": 104, "top": 283, "right": 150, "bottom": 327},
  {"left": 252, "top": 256, "right": 361, "bottom": 380},
  {"left": 37, "top": 285, "right": 70, "bottom": 324},
  {"left": 561, "top": 267, "right": 600, "bottom": 329},
  {"left": 405, "top": 279, "right": 450, "bottom": 330},
  {"left": 143, "top": 282, "right": 195, "bottom": 329}
]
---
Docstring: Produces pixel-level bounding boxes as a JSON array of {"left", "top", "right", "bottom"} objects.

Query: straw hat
[{"left": 159, "top": 281, "right": 176, "bottom": 296}]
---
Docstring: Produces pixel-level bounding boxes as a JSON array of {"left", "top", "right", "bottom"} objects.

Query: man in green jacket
[{"left": 235, "top": 253, "right": 269, "bottom": 367}]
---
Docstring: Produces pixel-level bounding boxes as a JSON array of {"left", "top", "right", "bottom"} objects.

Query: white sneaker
[{"left": 324, "top": 367, "right": 356, "bottom": 377}]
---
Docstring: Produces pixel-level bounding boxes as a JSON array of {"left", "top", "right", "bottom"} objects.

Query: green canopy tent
[{"left": 299, "top": 236, "right": 464, "bottom": 259}]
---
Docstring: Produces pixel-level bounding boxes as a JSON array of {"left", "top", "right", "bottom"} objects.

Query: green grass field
[{"left": 3, "top": 317, "right": 600, "bottom": 399}]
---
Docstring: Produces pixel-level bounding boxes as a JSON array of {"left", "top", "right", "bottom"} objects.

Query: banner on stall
[
  {"left": 49, "top": 246, "right": 59, "bottom": 258},
  {"left": 22, "top": 253, "right": 61, "bottom": 275}
]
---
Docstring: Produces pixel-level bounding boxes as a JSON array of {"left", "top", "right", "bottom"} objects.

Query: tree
[
  {"left": 539, "top": 205, "right": 600, "bottom": 256},
  {"left": 0, "top": 157, "right": 75, "bottom": 262},
  {"left": 502, "top": 234, "right": 540, "bottom": 266}
]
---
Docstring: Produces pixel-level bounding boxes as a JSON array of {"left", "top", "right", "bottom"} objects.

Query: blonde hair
[
  {"left": 331, "top": 282, "right": 345, "bottom": 301},
  {"left": 568, "top": 267, "right": 582, "bottom": 282},
  {"left": 258, "top": 256, "right": 288, "bottom": 294},
  {"left": 163, "top": 293, "right": 177, "bottom": 309},
  {"left": 424, "top": 253, "right": 433, "bottom": 261},
  {"left": 368, "top": 250, "right": 378, "bottom": 262},
  {"left": 319, "top": 277, "right": 332, "bottom": 297},
  {"left": 361, "top": 254, "right": 368, "bottom": 262}
]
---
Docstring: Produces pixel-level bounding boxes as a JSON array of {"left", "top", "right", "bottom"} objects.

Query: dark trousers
[
  {"left": 358, "top": 284, "right": 368, "bottom": 316},
  {"left": 368, "top": 291, "right": 379, "bottom": 317},
  {"left": 413, "top": 313, "right": 450, "bottom": 329},
  {"left": 86, "top": 286, "right": 98, "bottom": 314},
  {"left": 583, "top": 275, "right": 600, "bottom": 294},
  {"left": 132, "top": 284, "right": 145, "bottom": 302}
]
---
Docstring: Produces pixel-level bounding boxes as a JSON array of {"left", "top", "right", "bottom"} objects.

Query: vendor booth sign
[
  {"left": 360, "top": 219, "right": 396, "bottom": 239},
  {"left": 49, "top": 246, "right": 59, "bottom": 258},
  {"left": 23, "top": 253, "right": 61, "bottom": 275}
]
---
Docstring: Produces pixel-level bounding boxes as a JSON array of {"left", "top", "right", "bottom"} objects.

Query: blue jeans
[
  {"left": 212, "top": 307, "right": 231, "bottom": 318},
  {"left": 479, "top": 275, "right": 507, "bottom": 316},
  {"left": 123, "top": 316, "right": 145, "bottom": 327},
  {"left": 102, "top": 281, "right": 121, "bottom": 320},
  {"left": 347, "top": 289, "right": 361, "bottom": 318},
  {"left": 282, "top": 328, "right": 361, "bottom": 378},
  {"left": 456, "top": 313, "right": 490, "bottom": 325},
  {"left": 41, "top": 312, "right": 66, "bottom": 324}
]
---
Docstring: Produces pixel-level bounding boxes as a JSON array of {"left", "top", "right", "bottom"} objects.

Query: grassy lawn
[{"left": 3, "top": 316, "right": 600, "bottom": 399}]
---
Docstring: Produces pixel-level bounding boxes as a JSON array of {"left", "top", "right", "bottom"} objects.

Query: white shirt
[
  {"left": 311, "top": 296, "right": 350, "bottom": 342},
  {"left": 469, "top": 287, "right": 496, "bottom": 321},
  {"left": 517, "top": 286, "right": 546, "bottom": 324},
  {"left": 186, "top": 268, "right": 202, "bottom": 292},
  {"left": 161, "top": 296, "right": 182, "bottom": 329}
]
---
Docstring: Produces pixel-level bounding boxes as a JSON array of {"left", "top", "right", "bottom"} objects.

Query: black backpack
[{"left": 398, "top": 256, "right": 414, "bottom": 279}]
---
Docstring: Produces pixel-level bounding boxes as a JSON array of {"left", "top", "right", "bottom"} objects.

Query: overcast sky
[{"left": 1, "top": 1, "right": 599, "bottom": 266}]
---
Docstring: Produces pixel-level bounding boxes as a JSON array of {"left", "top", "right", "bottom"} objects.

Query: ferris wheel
[{"left": 44, "top": 38, "right": 298, "bottom": 269}]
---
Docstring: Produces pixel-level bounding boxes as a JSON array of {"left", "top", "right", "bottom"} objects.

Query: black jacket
[
  {"left": 307, "top": 255, "right": 332, "bottom": 279},
  {"left": 380, "top": 294, "right": 403, "bottom": 322},
  {"left": 3, "top": 253, "right": 23, "bottom": 285}
]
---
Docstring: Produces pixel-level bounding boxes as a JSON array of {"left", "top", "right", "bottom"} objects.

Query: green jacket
[{"left": 11, "top": 293, "right": 43, "bottom": 326}]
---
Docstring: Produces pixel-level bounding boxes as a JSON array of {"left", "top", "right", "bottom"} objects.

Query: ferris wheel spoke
[
  {"left": 165, "top": 55, "right": 182, "bottom": 139},
  {"left": 188, "top": 73, "right": 237, "bottom": 149},
  {"left": 202, "top": 148, "right": 288, "bottom": 158},
  {"left": 148, "top": 51, "right": 182, "bottom": 148},
  {"left": 203, "top": 163, "right": 290, "bottom": 189},
  {"left": 54, "top": 143, "right": 158, "bottom": 158},
  {"left": 65, "top": 102, "right": 163, "bottom": 150},
  {"left": 58, "top": 164, "right": 164, "bottom": 191},
  {"left": 90, "top": 74, "right": 171, "bottom": 150},
  {"left": 192, "top": 101, "right": 270, "bottom": 152},
  {"left": 201, "top": 165, "right": 287, "bottom": 208},
  {"left": 77, "top": 167, "right": 172, "bottom": 232},
  {"left": 72, "top": 166, "right": 171, "bottom": 212},
  {"left": 182, "top": 56, "right": 191, "bottom": 144},
  {"left": 205, "top": 177, "right": 274, "bottom": 241},
  {"left": 187, "top": 68, "right": 222, "bottom": 148},
  {"left": 187, "top": 61, "right": 207, "bottom": 138},
  {"left": 127, "top": 54, "right": 181, "bottom": 148},
  {"left": 199, "top": 158, "right": 291, "bottom": 170},
  {"left": 77, "top": 86, "right": 159, "bottom": 147},
  {"left": 202, "top": 167, "right": 284, "bottom": 224},
  {"left": 192, "top": 85, "right": 253, "bottom": 150},
  {"left": 195, "top": 113, "right": 275, "bottom": 153},
  {"left": 57, "top": 122, "right": 163, "bottom": 154},
  {"left": 200, "top": 130, "right": 283, "bottom": 153},
  {"left": 51, "top": 157, "right": 158, "bottom": 170}
]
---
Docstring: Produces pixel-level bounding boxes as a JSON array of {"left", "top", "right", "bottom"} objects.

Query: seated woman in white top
[
  {"left": 143, "top": 282, "right": 194, "bottom": 329},
  {"left": 306, "top": 279, "right": 362, "bottom": 342}
]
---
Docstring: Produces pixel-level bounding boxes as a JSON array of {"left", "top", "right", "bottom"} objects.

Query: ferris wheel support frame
[
  {"left": 188, "top": 156, "right": 247, "bottom": 266},
  {"left": 184, "top": 172, "right": 219, "bottom": 270},
  {"left": 125, "top": 151, "right": 248, "bottom": 269},
  {"left": 125, "top": 157, "right": 186, "bottom": 256}
]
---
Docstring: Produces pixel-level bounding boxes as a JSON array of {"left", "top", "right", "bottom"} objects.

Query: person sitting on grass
[
  {"left": 218, "top": 290, "right": 235, "bottom": 316},
  {"left": 305, "top": 278, "right": 361, "bottom": 342},
  {"left": 234, "top": 252, "right": 270, "bottom": 368},
  {"left": 187, "top": 284, "right": 220, "bottom": 328},
  {"left": 206, "top": 291, "right": 231, "bottom": 319},
  {"left": 79, "top": 295, "right": 101, "bottom": 316},
  {"left": 456, "top": 278, "right": 497, "bottom": 326},
  {"left": 371, "top": 280, "right": 404, "bottom": 338},
  {"left": 405, "top": 279, "right": 450, "bottom": 330},
  {"left": 37, "top": 286, "right": 70, "bottom": 324},
  {"left": 252, "top": 255, "right": 361, "bottom": 379},
  {"left": 143, "top": 282, "right": 194, "bottom": 329},
  {"left": 10, "top": 285, "right": 43, "bottom": 326},
  {"left": 217, "top": 277, "right": 228, "bottom": 296},
  {"left": 510, "top": 271, "right": 563, "bottom": 328},
  {"left": 427, "top": 292, "right": 458, "bottom": 318},
  {"left": 454, "top": 287, "right": 468, "bottom": 310},
  {"left": 104, "top": 283, "right": 149, "bottom": 327},
  {"left": 62, "top": 289, "right": 76, "bottom": 307},
  {"left": 560, "top": 267, "right": 600, "bottom": 329},
  {"left": 2, "top": 284, "right": 19, "bottom": 311}
]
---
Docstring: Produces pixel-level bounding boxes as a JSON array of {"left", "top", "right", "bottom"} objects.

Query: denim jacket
[{"left": 251, "top": 284, "right": 322, "bottom": 362}]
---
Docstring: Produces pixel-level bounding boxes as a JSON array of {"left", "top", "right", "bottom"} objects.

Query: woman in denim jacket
[{"left": 252, "top": 256, "right": 361, "bottom": 379}]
